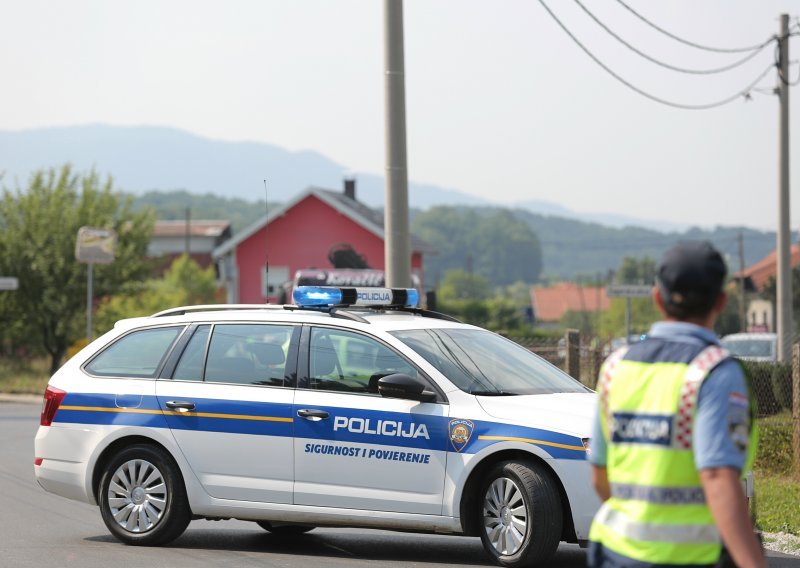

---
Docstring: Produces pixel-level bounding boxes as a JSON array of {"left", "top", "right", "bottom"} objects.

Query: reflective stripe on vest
[
  {"left": 610, "top": 482, "right": 706, "bottom": 505},
  {"left": 594, "top": 504, "right": 721, "bottom": 544}
]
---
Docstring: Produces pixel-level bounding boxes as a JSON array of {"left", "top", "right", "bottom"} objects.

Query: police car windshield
[{"left": 391, "top": 328, "right": 589, "bottom": 395}]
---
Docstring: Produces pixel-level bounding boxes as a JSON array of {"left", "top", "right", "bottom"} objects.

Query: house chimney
[{"left": 344, "top": 176, "right": 356, "bottom": 201}]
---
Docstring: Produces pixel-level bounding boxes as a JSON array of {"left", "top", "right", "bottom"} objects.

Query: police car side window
[
  {"left": 85, "top": 326, "right": 183, "bottom": 378},
  {"left": 309, "top": 328, "right": 418, "bottom": 394},
  {"left": 172, "top": 325, "right": 211, "bottom": 381},
  {"left": 203, "top": 324, "right": 292, "bottom": 387}
]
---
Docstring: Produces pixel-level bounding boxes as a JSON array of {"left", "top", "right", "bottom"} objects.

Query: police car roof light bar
[{"left": 293, "top": 286, "right": 419, "bottom": 309}]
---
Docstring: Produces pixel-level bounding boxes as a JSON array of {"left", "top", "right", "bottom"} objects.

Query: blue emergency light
[{"left": 293, "top": 286, "right": 419, "bottom": 308}]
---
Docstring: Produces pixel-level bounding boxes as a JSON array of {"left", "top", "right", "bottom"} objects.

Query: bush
[
  {"left": 755, "top": 413, "right": 793, "bottom": 476},
  {"left": 743, "top": 361, "right": 791, "bottom": 416}
]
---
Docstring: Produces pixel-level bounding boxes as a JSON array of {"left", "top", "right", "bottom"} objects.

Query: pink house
[{"left": 213, "top": 184, "right": 432, "bottom": 304}]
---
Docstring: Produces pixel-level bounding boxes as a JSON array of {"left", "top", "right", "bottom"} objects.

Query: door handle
[
  {"left": 297, "top": 409, "right": 329, "bottom": 421},
  {"left": 165, "top": 400, "right": 196, "bottom": 412}
]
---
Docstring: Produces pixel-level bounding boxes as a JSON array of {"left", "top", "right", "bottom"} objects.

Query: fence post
[
  {"left": 565, "top": 329, "right": 580, "bottom": 381},
  {"left": 793, "top": 343, "right": 800, "bottom": 480}
]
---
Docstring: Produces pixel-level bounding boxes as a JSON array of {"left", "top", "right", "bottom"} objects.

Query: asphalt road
[{"left": 2, "top": 401, "right": 798, "bottom": 568}]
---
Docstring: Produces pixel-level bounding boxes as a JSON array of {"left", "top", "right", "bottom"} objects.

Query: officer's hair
[{"left": 662, "top": 292, "right": 718, "bottom": 320}]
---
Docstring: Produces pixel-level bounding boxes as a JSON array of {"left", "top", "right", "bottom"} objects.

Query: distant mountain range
[{"left": 1, "top": 124, "right": 687, "bottom": 232}]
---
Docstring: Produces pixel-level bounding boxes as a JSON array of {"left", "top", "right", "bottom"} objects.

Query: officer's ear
[
  {"left": 653, "top": 286, "right": 667, "bottom": 315},
  {"left": 712, "top": 291, "right": 727, "bottom": 315}
]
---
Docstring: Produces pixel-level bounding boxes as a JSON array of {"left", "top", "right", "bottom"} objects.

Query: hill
[{"left": 131, "top": 191, "right": 778, "bottom": 282}]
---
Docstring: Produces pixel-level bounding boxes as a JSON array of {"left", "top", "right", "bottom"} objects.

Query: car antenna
[{"left": 264, "top": 179, "right": 269, "bottom": 303}]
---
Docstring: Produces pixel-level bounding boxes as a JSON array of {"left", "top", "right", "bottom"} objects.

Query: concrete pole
[
  {"left": 383, "top": 0, "right": 411, "bottom": 288},
  {"left": 738, "top": 232, "right": 747, "bottom": 332},
  {"left": 777, "top": 14, "right": 792, "bottom": 361},
  {"left": 86, "top": 263, "right": 93, "bottom": 342}
]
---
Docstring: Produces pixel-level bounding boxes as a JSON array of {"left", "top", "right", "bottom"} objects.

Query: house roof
[
  {"left": 213, "top": 186, "right": 435, "bottom": 258},
  {"left": 153, "top": 220, "right": 231, "bottom": 238},
  {"left": 530, "top": 282, "right": 610, "bottom": 322},
  {"left": 734, "top": 243, "right": 800, "bottom": 291}
]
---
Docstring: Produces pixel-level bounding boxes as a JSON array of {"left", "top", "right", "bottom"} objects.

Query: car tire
[
  {"left": 256, "top": 521, "right": 315, "bottom": 535},
  {"left": 98, "top": 443, "right": 191, "bottom": 546},
  {"left": 478, "top": 460, "right": 562, "bottom": 567}
]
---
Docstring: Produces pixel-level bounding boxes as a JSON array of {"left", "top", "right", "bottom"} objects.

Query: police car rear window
[
  {"left": 85, "top": 326, "right": 183, "bottom": 378},
  {"left": 391, "top": 328, "right": 589, "bottom": 395}
]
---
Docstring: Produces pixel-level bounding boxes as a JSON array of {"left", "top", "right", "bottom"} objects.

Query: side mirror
[{"left": 377, "top": 373, "right": 437, "bottom": 403}]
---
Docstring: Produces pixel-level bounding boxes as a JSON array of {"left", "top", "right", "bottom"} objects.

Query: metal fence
[{"left": 520, "top": 331, "right": 794, "bottom": 427}]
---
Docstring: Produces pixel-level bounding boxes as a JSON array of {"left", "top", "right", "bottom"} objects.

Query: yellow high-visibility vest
[{"left": 588, "top": 344, "right": 757, "bottom": 565}]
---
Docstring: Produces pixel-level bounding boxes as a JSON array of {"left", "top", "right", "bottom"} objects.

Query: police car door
[
  {"left": 156, "top": 323, "right": 299, "bottom": 504},
  {"left": 293, "top": 325, "right": 449, "bottom": 514}
]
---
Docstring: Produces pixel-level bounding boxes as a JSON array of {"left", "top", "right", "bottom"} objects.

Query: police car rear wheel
[
  {"left": 98, "top": 444, "right": 191, "bottom": 546},
  {"left": 478, "top": 461, "right": 562, "bottom": 567},
  {"left": 256, "top": 521, "right": 315, "bottom": 535}
]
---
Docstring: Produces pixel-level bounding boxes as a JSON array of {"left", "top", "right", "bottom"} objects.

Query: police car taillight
[
  {"left": 40, "top": 385, "right": 66, "bottom": 427},
  {"left": 293, "top": 286, "right": 419, "bottom": 308}
]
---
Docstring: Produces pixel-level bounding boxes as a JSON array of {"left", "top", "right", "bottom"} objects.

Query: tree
[
  {"left": 438, "top": 270, "right": 491, "bottom": 301},
  {"left": 94, "top": 254, "right": 220, "bottom": 332},
  {"left": 413, "top": 207, "right": 542, "bottom": 287},
  {"left": 615, "top": 256, "right": 656, "bottom": 284},
  {"left": 0, "top": 165, "right": 154, "bottom": 373}
]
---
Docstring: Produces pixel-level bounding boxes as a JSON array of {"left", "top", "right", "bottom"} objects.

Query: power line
[
  {"left": 537, "top": 0, "right": 775, "bottom": 110},
  {"left": 614, "top": 0, "right": 776, "bottom": 54},
  {"left": 574, "top": 0, "right": 775, "bottom": 75}
]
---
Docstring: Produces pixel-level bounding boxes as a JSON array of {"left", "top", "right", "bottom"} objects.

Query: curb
[{"left": 0, "top": 393, "right": 41, "bottom": 404}]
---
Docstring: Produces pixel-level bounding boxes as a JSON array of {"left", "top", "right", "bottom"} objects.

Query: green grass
[
  {"left": 755, "top": 471, "right": 800, "bottom": 535},
  {"left": 0, "top": 357, "right": 50, "bottom": 394},
  {"left": 753, "top": 413, "right": 800, "bottom": 535}
]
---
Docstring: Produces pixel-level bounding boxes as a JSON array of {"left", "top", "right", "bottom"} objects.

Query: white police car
[{"left": 35, "top": 286, "right": 599, "bottom": 567}]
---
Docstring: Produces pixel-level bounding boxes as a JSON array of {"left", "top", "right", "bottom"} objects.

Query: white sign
[
  {"left": 75, "top": 227, "right": 117, "bottom": 264},
  {"left": 607, "top": 284, "right": 653, "bottom": 298},
  {"left": 0, "top": 277, "right": 19, "bottom": 291}
]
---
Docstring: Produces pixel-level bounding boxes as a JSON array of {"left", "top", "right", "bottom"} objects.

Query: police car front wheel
[
  {"left": 98, "top": 444, "right": 191, "bottom": 546},
  {"left": 479, "top": 461, "right": 562, "bottom": 567}
]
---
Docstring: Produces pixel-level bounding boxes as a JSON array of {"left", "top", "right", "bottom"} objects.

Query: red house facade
[{"left": 213, "top": 185, "right": 432, "bottom": 304}]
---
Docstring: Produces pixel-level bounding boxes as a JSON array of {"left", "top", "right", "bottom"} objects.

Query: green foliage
[
  {"left": 615, "top": 256, "right": 655, "bottom": 284},
  {"left": 0, "top": 165, "right": 154, "bottom": 373},
  {"left": 486, "top": 297, "right": 523, "bottom": 331},
  {"left": 755, "top": 472, "right": 800, "bottom": 535},
  {"left": 714, "top": 286, "right": 745, "bottom": 336},
  {"left": 763, "top": 267, "right": 800, "bottom": 335},
  {"left": 513, "top": 209, "right": 774, "bottom": 281},
  {"left": 755, "top": 414, "right": 793, "bottom": 475},
  {"left": 743, "top": 361, "right": 792, "bottom": 416},
  {"left": 131, "top": 189, "right": 274, "bottom": 233},
  {"left": 95, "top": 254, "right": 219, "bottom": 332},
  {"left": 560, "top": 309, "right": 599, "bottom": 335},
  {"left": 598, "top": 298, "right": 660, "bottom": 338},
  {"left": 413, "top": 207, "right": 542, "bottom": 287},
  {"left": 438, "top": 270, "right": 491, "bottom": 301}
]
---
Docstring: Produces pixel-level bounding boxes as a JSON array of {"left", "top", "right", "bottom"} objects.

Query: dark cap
[{"left": 656, "top": 241, "right": 727, "bottom": 314}]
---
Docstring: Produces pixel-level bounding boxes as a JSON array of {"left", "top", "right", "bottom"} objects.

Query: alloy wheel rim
[
  {"left": 107, "top": 459, "right": 168, "bottom": 533},
  {"left": 482, "top": 477, "right": 528, "bottom": 555}
]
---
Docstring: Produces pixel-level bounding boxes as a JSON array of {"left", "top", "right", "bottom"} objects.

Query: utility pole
[
  {"left": 383, "top": 0, "right": 411, "bottom": 288},
  {"left": 185, "top": 206, "right": 191, "bottom": 256},
  {"left": 777, "top": 14, "right": 792, "bottom": 362},
  {"left": 738, "top": 232, "right": 747, "bottom": 332}
]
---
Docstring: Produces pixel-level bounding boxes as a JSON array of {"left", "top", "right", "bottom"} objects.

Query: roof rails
[{"left": 151, "top": 304, "right": 287, "bottom": 318}]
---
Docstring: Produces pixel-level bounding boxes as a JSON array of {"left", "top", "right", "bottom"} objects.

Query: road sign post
[
  {"left": 607, "top": 284, "right": 653, "bottom": 344},
  {"left": 76, "top": 227, "right": 117, "bottom": 342}
]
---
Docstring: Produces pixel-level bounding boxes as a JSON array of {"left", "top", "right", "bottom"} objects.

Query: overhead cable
[
  {"left": 574, "top": 0, "right": 774, "bottom": 75},
  {"left": 538, "top": 0, "right": 775, "bottom": 110},
  {"left": 614, "top": 0, "right": 776, "bottom": 54}
]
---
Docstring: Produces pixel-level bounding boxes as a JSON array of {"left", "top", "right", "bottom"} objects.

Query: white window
[{"left": 262, "top": 265, "right": 290, "bottom": 298}]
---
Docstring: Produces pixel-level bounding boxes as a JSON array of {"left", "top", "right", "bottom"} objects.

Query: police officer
[{"left": 587, "top": 241, "right": 764, "bottom": 568}]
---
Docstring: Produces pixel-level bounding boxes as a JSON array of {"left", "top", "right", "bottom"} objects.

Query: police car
[{"left": 34, "top": 286, "right": 599, "bottom": 567}]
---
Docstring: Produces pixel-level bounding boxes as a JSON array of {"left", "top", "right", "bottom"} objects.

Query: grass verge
[
  {"left": 0, "top": 357, "right": 50, "bottom": 394},
  {"left": 755, "top": 470, "right": 800, "bottom": 536}
]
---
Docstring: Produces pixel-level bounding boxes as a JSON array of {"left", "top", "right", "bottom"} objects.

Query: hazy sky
[{"left": 1, "top": 1, "right": 798, "bottom": 230}]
